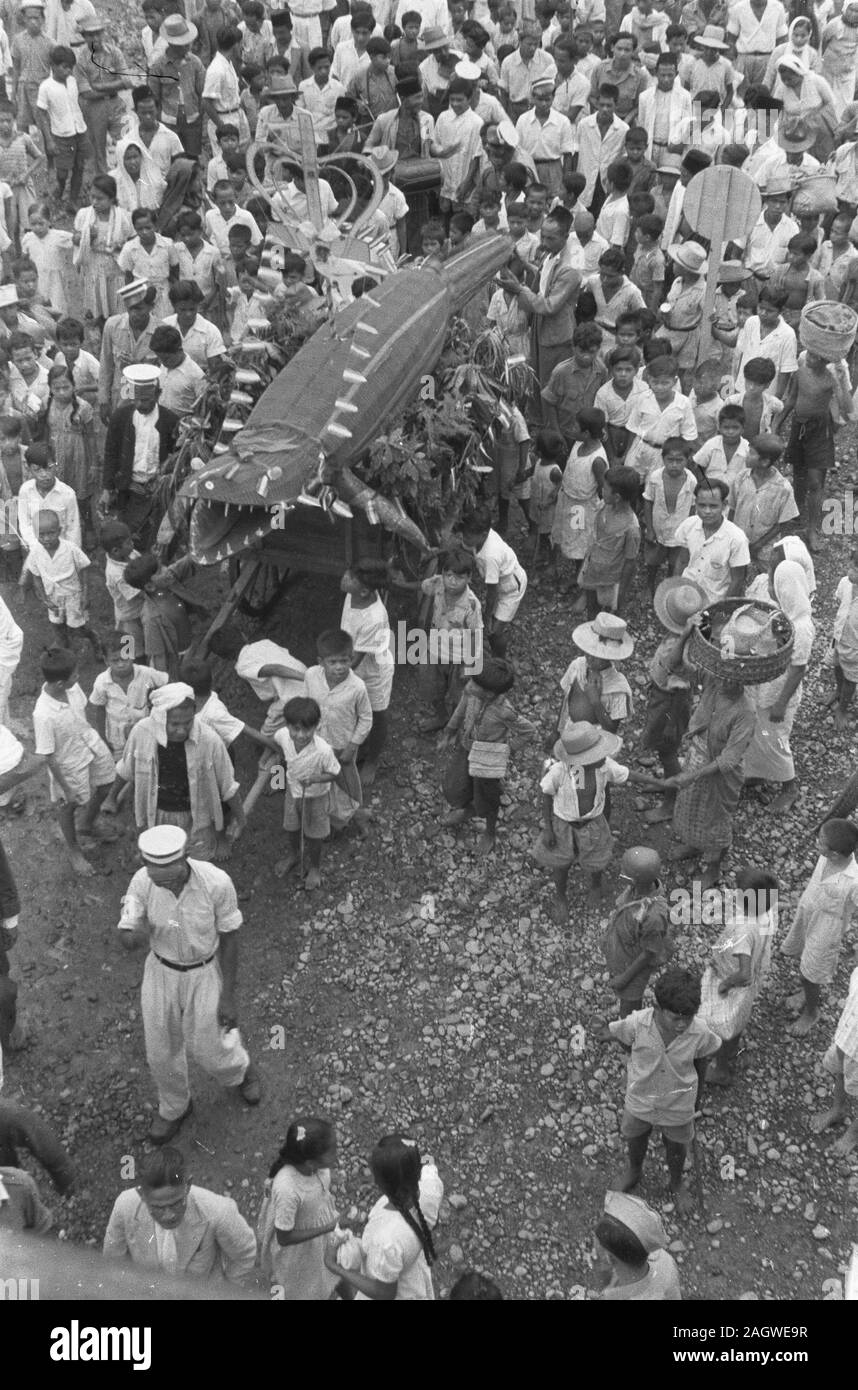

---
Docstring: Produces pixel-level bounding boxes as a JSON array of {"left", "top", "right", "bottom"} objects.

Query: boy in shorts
[
  {"left": 32, "top": 645, "right": 117, "bottom": 876},
  {"left": 594, "top": 965, "right": 720, "bottom": 1216},
  {"left": 777, "top": 349, "right": 854, "bottom": 552},
  {"left": 20, "top": 509, "right": 102, "bottom": 658},
  {"left": 811, "top": 963, "right": 858, "bottom": 1157},
  {"left": 272, "top": 696, "right": 345, "bottom": 891},
  {"left": 459, "top": 505, "right": 528, "bottom": 658}
]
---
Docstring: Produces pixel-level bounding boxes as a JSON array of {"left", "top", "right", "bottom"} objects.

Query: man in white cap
[
  {"left": 592, "top": 1190, "right": 681, "bottom": 1299},
  {"left": 513, "top": 77, "right": 575, "bottom": 200},
  {"left": 101, "top": 360, "right": 180, "bottom": 549},
  {"left": 116, "top": 824, "right": 260, "bottom": 1144},
  {"left": 110, "top": 683, "right": 246, "bottom": 864},
  {"left": 98, "top": 279, "right": 158, "bottom": 422}
]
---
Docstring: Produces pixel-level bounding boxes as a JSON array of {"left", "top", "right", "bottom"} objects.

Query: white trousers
[{"left": 141, "top": 954, "right": 249, "bottom": 1121}]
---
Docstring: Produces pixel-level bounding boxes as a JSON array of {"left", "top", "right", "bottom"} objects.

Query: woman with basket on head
[
  {"left": 742, "top": 548, "right": 816, "bottom": 815},
  {"left": 665, "top": 593, "right": 794, "bottom": 888}
]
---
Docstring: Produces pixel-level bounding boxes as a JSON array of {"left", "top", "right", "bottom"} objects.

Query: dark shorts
[
  {"left": 785, "top": 414, "right": 835, "bottom": 475},
  {"left": 621, "top": 1109, "right": 694, "bottom": 1144},
  {"left": 443, "top": 743, "right": 502, "bottom": 818},
  {"left": 643, "top": 684, "right": 692, "bottom": 754},
  {"left": 53, "top": 133, "right": 84, "bottom": 175}
]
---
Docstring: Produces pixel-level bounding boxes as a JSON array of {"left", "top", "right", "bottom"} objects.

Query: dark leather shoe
[{"left": 147, "top": 1102, "right": 193, "bottom": 1144}]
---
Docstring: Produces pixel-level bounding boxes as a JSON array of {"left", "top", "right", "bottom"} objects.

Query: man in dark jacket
[{"left": 101, "top": 364, "right": 181, "bottom": 550}]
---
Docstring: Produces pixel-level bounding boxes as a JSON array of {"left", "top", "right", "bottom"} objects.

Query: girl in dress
[
  {"left": 72, "top": 175, "right": 133, "bottom": 323},
  {"left": 340, "top": 560, "right": 394, "bottom": 786},
  {"left": 527, "top": 430, "right": 564, "bottom": 577},
  {"left": 21, "top": 202, "right": 73, "bottom": 315},
  {"left": 325, "top": 1134, "right": 443, "bottom": 1301},
  {"left": 782, "top": 819, "right": 858, "bottom": 1037},
  {"left": 550, "top": 407, "right": 608, "bottom": 593},
  {"left": 699, "top": 868, "right": 780, "bottom": 1086},
  {"left": 42, "top": 364, "right": 96, "bottom": 541},
  {"left": 257, "top": 1118, "right": 341, "bottom": 1302},
  {"left": 0, "top": 102, "right": 40, "bottom": 247}
]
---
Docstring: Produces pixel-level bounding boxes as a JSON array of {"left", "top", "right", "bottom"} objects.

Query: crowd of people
[{"left": 1, "top": 0, "right": 858, "bottom": 1304}]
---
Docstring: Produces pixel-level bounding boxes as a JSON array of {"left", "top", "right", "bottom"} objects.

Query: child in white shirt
[{"left": 272, "top": 696, "right": 345, "bottom": 891}]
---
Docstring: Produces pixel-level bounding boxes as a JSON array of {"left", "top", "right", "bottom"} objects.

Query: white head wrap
[{"left": 149, "top": 682, "right": 196, "bottom": 747}]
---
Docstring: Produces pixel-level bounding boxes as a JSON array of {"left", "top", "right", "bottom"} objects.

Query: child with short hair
[
  {"left": 88, "top": 630, "right": 168, "bottom": 757},
  {"left": 20, "top": 508, "right": 100, "bottom": 656},
  {"left": 551, "top": 406, "right": 608, "bottom": 591},
  {"left": 811, "top": 963, "right": 858, "bottom": 1156},
  {"left": 602, "top": 846, "right": 672, "bottom": 1017},
  {"left": 594, "top": 966, "right": 720, "bottom": 1216},
  {"left": 576, "top": 464, "right": 641, "bottom": 618},
  {"left": 640, "top": 573, "right": 707, "bottom": 825},
  {"left": 782, "top": 819, "right": 858, "bottom": 1038},
  {"left": 43, "top": 363, "right": 96, "bottom": 539},
  {"left": 32, "top": 644, "right": 117, "bottom": 876},
  {"left": 122, "top": 551, "right": 202, "bottom": 679},
  {"left": 778, "top": 348, "right": 854, "bottom": 552},
  {"left": 732, "top": 287, "right": 798, "bottom": 399},
  {"left": 594, "top": 346, "right": 646, "bottom": 462},
  {"left": 728, "top": 434, "right": 799, "bottom": 561},
  {"left": 419, "top": 219, "right": 447, "bottom": 264},
  {"left": 723, "top": 357, "right": 782, "bottom": 439},
  {"left": 541, "top": 322, "right": 607, "bottom": 450},
  {"left": 403, "top": 550, "right": 483, "bottom": 733},
  {"left": 100, "top": 520, "right": 145, "bottom": 660},
  {"left": 439, "top": 654, "right": 535, "bottom": 857},
  {"left": 528, "top": 429, "right": 565, "bottom": 575},
  {"left": 623, "top": 355, "right": 697, "bottom": 487},
  {"left": 630, "top": 212, "right": 665, "bottom": 313},
  {"left": 472, "top": 188, "right": 504, "bottom": 237},
  {"left": 459, "top": 505, "right": 528, "bottom": 657},
  {"left": 54, "top": 315, "right": 99, "bottom": 408},
  {"left": 643, "top": 437, "right": 697, "bottom": 594},
  {"left": 486, "top": 252, "right": 531, "bottom": 360},
  {"left": 301, "top": 629, "right": 372, "bottom": 833},
  {"left": 687, "top": 358, "right": 722, "bottom": 444},
  {"left": 273, "top": 695, "right": 344, "bottom": 891},
  {"left": 768, "top": 233, "right": 825, "bottom": 331}
]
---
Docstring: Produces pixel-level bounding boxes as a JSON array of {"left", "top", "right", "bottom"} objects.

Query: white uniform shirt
[
  {"left": 131, "top": 409, "right": 160, "bottom": 484},
  {"left": 118, "top": 858, "right": 243, "bottom": 964}
]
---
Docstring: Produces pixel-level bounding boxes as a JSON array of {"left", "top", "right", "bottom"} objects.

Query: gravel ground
[{"left": 2, "top": 0, "right": 857, "bottom": 1301}]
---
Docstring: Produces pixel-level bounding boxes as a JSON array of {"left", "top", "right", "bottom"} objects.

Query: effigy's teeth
[
  {"left": 362, "top": 295, "right": 382, "bottom": 308},
  {"left": 224, "top": 463, "right": 240, "bottom": 479},
  {"left": 298, "top": 491, "right": 323, "bottom": 507},
  {"left": 355, "top": 321, "right": 378, "bottom": 335},
  {"left": 342, "top": 369, "right": 367, "bottom": 384},
  {"left": 334, "top": 399, "right": 359, "bottom": 412},
  {"left": 257, "top": 476, "right": 270, "bottom": 497},
  {"left": 349, "top": 344, "right": 371, "bottom": 359},
  {"left": 324, "top": 422, "right": 352, "bottom": 439},
  {"left": 331, "top": 499, "right": 353, "bottom": 518}
]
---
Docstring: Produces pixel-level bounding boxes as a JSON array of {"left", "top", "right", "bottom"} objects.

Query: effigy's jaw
[{"left": 189, "top": 497, "right": 274, "bottom": 565}]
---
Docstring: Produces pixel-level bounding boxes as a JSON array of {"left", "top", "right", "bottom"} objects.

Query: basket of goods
[
  {"left": 687, "top": 598, "right": 794, "bottom": 684},
  {"left": 799, "top": 300, "right": 858, "bottom": 361},
  {"left": 791, "top": 174, "right": 837, "bottom": 215}
]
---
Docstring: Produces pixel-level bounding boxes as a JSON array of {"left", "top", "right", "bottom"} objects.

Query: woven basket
[
  {"left": 687, "top": 598, "right": 794, "bottom": 685},
  {"left": 791, "top": 174, "right": 837, "bottom": 215},
  {"left": 799, "top": 300, "right": 858, "bottom": 361}
]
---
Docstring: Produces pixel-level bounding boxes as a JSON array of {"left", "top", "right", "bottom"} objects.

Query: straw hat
[
  {"left": 656, "top": 153, "right": 683, "bottom": 175},
  {"left": 776, "top": 118, "right": 815, "bottom": 153},
  {"left": 761, "top": 174, "right": 793, "bottom": 197},
  {"left": 420, "top": 25, "right": 448, "bottom": 49},
  {"left": 668, "top": 241, "right": 708, "bottom": 274},
  {"left": 572, "top": 612, "right": 635, "bottom": 661},
  {"left": 694, "top": 24, "right": 729, "bottom": 49},
  {"left": 160, "top": 13, "right": 197, "bottom": 45},
  {"left": 603, "top": 1191, "right": 668, "bottom": 1253},
  {"left": 717, "top": 260, "right": 752, "bottom": 284},
  {"left": 365, "top": 145, "right": 399, "bottom": 175},
  {"left": 553, "top": 721, "right": 622, "bottom": 766},
  {"left": 78, "top": 15, "right": 105, "bottom": 33},
  {"left": 654, "top": 576, "right": 708, "bottom": 634},
  {"left": 262, "top": 70, "right": 297, "bottom": 98}
]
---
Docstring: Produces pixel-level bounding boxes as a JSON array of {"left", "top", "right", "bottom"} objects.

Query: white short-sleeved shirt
[
  {"left": 0, "top": 724, "right": 23, "bottom": 777},
  {"left": 357, "top": 1164, "right": 444, "bottom": 1301},
  {"left": 158, "top": 356, "right": 206, "bottom": 417},
  {"left": 673, "top": 515, "right": 751, "bottom": 602},
  {"left": 36, "top": 76, "right": 87, "bottom": 137},
  {"left": 197, "top": 691, "right": 245, "bottom": 747},
  {"left": 692, "top": 435, "right": 749, "bottom": 487},
  {"left": 734, "top": 316, "right": 798, "bottom": 380},
  {"left": 162, "top": 313, "right": 226, "bottom": 369},
  {"left": 117, "top": 859, "right": 243, "bottom": 963},
  {"left": 0, "top": 596, "right": 23, "bottom": 674},
  {"left": 23, "top": 538, "right": 89, "bottom": 604},
  {"left": 204, "top": 207, "right": 264, "bottom": 257},
  {"left": 272, "top": 729, "right": 339, "bottom": 800},
  {"left": 33, "top": 683, "right": 101, "bottom": 774},
  {"left": 474, "top": 529, "right": 527, "bottom": 594},
  {"left": 514, "top": 109, "right": 576, "bottom": 161},
  {"left": 88, "top": 665, "right": 169, "bottom": 752},
  {"left": 540, "top": 755, "right": 629, "bottom": 822},
  {"left": 17, "top": 478, "right": 81, "bottom": 551}
]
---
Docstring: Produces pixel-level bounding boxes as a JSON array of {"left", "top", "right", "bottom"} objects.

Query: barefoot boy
[
  {"left": 594, "top": 965, "right": 720, "bottom": 1217},
  {"left": 32, "top": 645, "right": 117, "bottom": 876},
  {"left": 20, "top": 510, "right": 102, "bottom": 658},
  {"left": 272, "top": 696, "right": 348, "bottom": 891}
]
